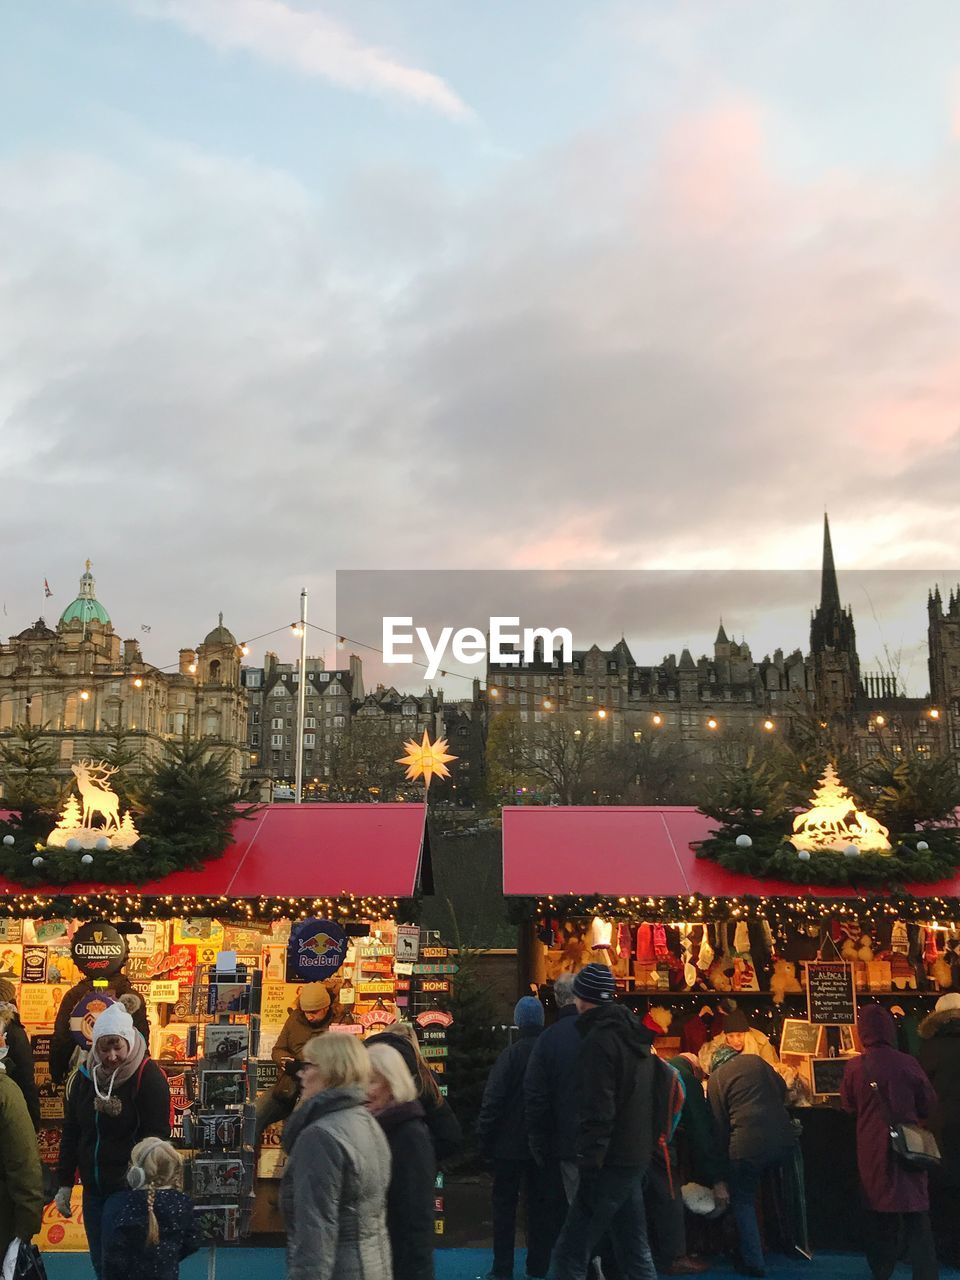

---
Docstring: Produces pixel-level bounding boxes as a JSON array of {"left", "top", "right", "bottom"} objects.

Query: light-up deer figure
[{"left": 71, "top": 759, "right": 121, "bottom": 830}]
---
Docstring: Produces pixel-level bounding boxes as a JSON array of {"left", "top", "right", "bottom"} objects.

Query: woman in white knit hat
[{"left": 55, "top": 1000, "right": 171, "bottom": 1278}]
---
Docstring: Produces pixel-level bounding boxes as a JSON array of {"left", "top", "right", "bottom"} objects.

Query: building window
[
  {"left": 305, "top": 716, "right": 316, "bottom": 729},
  {"left": 333, "top": 715, "right": 345, "bottom": 728},
  {"left": 271, "top": 717, "right": 283, "bottom": 730},
  {"left": 252, "top": 710, "right": 261, "bottom": 724},
  {"left": 271, "top": 734, "right": 284, "bottom": 748},
  {"left": 304, "top": 733, "right": 315, "bottom": 747}
]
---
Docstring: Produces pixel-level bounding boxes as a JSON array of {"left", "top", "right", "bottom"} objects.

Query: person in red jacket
[{"left": 841, "top": 1004, "right": 938, "bottom": 1280}]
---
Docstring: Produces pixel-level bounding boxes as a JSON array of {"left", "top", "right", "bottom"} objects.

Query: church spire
[{"left": 820, "top": 513, "right": 842, "bottom": 616}]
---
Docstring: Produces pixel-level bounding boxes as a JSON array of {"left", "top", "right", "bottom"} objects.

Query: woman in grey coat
[{"left": 281, "top": 1033, "right": 393, "bottom": 1280}]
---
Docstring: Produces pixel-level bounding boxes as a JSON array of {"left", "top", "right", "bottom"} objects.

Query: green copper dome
[{"left": 60, "top": 561, "right": 111, "bottom": 628}]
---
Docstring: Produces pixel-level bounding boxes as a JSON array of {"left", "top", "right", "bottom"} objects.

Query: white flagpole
[{"left": 294, "top": 588, "right": 308, "bottom": 804}]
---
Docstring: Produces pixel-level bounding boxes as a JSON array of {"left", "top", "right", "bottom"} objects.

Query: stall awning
[
  {"left": 501, "top": 806, "right": 960, "bottom": 899},
  {"left": 0, "top": 803, "right": 431, "bottom": 902}
]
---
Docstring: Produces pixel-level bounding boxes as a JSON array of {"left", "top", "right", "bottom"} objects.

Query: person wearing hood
[
  {"left": 281, "top": 1032, "right": 392, "bottom": 1280},
  {"left": 478, "top": 996, "right": 553, "bottom": 1280},
  {"left": 553, "top": 964, "right": 658, "bottom": 1280},
  {"left": 842, "top": 1003, "right": 938, "bottom": 1280},
  {"left": 56, "top": 1001, "right": 171, "bottom": 1279},
  {"left": 366, "top": 1027, "right": 462, "bottom": 1163},
  {"left": 0, "top": 1018, "right": 43, "bottom": 1262},
  {"left": 51, "top": 973, "right": 150, "bottom": 1085},
  {"left": 0, "top": 981, "right": 39, "bottom": 1130},
  {"left": 918, "top": 992, "right": 960, "bottom": 1265},
  {"left": 256, "top": 981, "right": 334, "bottom": 1138},
  {"left": 707, "top": 1043, "right": 796, "bottom": 1278},
  {"left": 366, "top": 1040, "right": 436, "bottom": 1280}
]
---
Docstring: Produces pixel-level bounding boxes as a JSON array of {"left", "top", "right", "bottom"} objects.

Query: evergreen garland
[
  {"left": 693, "top": 826, "right": 960, "bottom": 887},
  {"left": 0, "top": 736, "right": 255, "bottom": 888}
]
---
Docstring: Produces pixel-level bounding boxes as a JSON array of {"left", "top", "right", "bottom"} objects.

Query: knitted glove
[{"left": 54, "top": 1187, "right": 73, "bottom": 1218}]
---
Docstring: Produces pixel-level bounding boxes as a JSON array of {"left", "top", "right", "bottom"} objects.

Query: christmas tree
[{"left": 56, "top": 794, "right": 82, "bottom": 830}]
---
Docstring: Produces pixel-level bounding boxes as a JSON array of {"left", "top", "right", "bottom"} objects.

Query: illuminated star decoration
[{"left": 396, "top": 731, "right": 457, "bottom": 792}]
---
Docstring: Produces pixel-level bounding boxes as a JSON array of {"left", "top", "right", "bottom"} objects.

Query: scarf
[{"left": 88, "top": 1034, "right": 147, "bottom": 1115}]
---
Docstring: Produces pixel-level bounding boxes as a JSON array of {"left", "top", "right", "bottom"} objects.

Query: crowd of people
[
  {"left": 477, "top": 968, "right": 959, "bottom": 1280},
  {"left": 0, "top": 968, "right": 959, "bottom": 1279}
]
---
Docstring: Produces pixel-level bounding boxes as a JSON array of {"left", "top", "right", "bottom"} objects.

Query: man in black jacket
[
  {"left": 479, "top": 996, "right": 553, "bottom": 1280},
  {"left": 554, "top": 964, "right": 658, "bottom": 1280}
]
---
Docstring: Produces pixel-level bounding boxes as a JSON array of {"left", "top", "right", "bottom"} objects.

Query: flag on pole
[
  {"left": 141, "top": 624, "right": 151, "bottom": 633},
  {"left": 43, "top": 579, "right": 52, "bottom": 598}
]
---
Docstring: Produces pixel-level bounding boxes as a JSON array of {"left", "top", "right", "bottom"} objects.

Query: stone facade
[{"left": 0, "top": 564, "right": 248, "bottom": 786}]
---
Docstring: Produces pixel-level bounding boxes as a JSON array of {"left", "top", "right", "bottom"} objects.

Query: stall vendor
[{"left": 699, "top": 1008, "right": 782, "bottom": 1075}]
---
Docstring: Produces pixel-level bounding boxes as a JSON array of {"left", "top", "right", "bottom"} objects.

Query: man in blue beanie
[
  {"left": 478, "top": 995, "right": 554, "bottom": 1279},
  {"left": 554, "top": 964, "right": 658, "bottom": 1280}
]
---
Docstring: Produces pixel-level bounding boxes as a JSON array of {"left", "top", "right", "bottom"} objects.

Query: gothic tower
[
  {"left": 809, "top": 515, "right": 860, "bottom": 725},
  {"left": 928, "top": 586, "right": 960, "bottom": 745}
]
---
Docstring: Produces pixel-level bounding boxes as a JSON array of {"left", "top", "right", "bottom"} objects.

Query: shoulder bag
[{"left": 868, "top": 1076, "right": 941, "bottom": 1172}]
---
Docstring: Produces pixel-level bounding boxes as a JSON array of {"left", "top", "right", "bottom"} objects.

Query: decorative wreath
[{"left": 694, "top": 825, "right": 960, "bottom": 887}]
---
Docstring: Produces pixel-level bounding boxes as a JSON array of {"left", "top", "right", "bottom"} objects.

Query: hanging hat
[
  {"left": 935, "top": 993, "right": 960, "bottom": 1014},
  {"left": 299, "top": 983, "right": 332, "bottom": 1014}
]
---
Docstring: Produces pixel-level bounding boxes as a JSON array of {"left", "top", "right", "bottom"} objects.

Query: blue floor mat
[{"left": 38, "top": 1249, "right": 960, "bottom": 1279}]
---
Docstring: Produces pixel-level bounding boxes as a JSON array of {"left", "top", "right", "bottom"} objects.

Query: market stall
[
  {"left": 503, "top": 792, "right": 960, "bottom": 1252},
  {"left": 0, "top": 802, "right": 440, "bottom": 1252}
]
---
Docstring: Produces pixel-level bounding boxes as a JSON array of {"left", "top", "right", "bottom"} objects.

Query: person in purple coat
[{"left": 841, "top": 1004, "right": 939, "bottom": 1280}]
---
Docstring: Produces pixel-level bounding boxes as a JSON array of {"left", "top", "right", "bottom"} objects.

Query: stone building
[
  {"left": 484, "top": 516, "right": 953, "bottom": 775},
  {"left": 0, "top": 563, "right": 248, "bottom": 786},
  {"left": 242, "top": 652, "right": 363, "bottom": 799}
]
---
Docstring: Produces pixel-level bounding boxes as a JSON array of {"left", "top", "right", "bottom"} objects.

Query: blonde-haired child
[{"left": 101, "top": 1138, "right": 198, "bottom": 1280}]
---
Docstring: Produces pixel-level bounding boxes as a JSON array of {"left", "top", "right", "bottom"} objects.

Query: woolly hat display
[
  {"left": 514, "top": 996, "right": 545, "bottom": 1029},
  {"left": 573, "top": 964, "right": 617, "bottom": 1004},
  {"left": 935, "top": 993, "right": 960, "bottom": 1014},
  {"left": 91, "top": 1002, "right": 136, "bottom": 1051},
  {"left": 710, "top": 1044, "right": 741, "bottom": 1072},
  {"left": 299, "top": 983, "right": 332, "bottom": 1014},
  {"left": 681, "top": 1182, "right": 718, "bottom": 1216}
]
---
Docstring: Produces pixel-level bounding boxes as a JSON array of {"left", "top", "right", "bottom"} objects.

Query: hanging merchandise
[
  {"left": 697, "top": 924, "right": 715, "bottom": 974},
  {"left": 590, "top": 917, "right": 615, "bottom": 968},
  {"left": 891, "top": 920, "right": 910, "bottom": 956}
]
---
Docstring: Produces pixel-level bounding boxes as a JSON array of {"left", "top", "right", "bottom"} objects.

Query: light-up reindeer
[{"left": 71, "top": 759, "right": 121, "bottom": 830}]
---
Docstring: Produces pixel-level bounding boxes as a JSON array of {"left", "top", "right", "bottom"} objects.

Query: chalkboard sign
[
  {"left": 780, "top": 1019, "right": 823, "bottom": 1056},
  {"left": 812, "top": 1057, "right": 850, "bottom": 1097},
  {"left": 806, "top": 961, "right": 856, "bottom": 1026}
]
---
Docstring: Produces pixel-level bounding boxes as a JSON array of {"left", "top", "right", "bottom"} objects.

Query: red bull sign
[{"left": 286, "top": 918, "right": 348, "bottom": 981}]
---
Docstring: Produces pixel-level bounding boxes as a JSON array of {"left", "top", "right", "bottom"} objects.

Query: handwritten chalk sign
[
  {"left": 811, "top": 1057, "right": 849, "bottom": 1097},
  {"left": 780, "top": 1019, "right": 823, "bottom": 1056},
  {"left": 806, "top": 961, "right": 856, "bottom": 1026}
]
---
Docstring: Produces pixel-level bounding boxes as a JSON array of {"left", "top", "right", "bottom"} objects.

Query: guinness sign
[{"left": 71, "top": 922, "right": 127, "bottom": 978}]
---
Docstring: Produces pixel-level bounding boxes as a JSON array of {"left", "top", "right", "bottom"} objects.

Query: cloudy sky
[{"left": 3, "top": 1, "right": 960, "bottom": 688}]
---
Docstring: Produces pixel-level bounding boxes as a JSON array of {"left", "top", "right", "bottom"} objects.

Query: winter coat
[
  {"left": 478, "top": 1027, "right": 542, "bottom": 1161},
  {"left": 0, "top": 1004, "right": 39, "bottom": 1130},
  {"left": 50, "top": 975, "right": 151, "bottom": 1085},
  {"left": 524, "top": 1004, "right": 580, "bottom": 1162},
  {"left": 0, "top": 1072, "right": 43, "bottom": 1257},
  {"left": 707, "top": 1052, "right": 795, "bottom": 1166},
  {"left": 575, "top": 1003, "right": 656, "bottom": 1172},
  {"left": 918, "top": 1004, "right": 960, "bottom": 1185},
  {"left": 669, "top": 1055, "right": 725, "bottom": 1185},
  {"left": 376, "top": 1100, "right": 436, "bottom": 1280},
  {"left": 281, "top": 1085, "right": 393, "bottom": 1280},
  {"left": 102, "top": 1188, "right": 198, "bottom": 1280},
  {"left": 58, "top": 1057, "right": 171, "bottom": 1197},
  {"left": 842, "top": 1004, "right": 937, "bottom": 1213},
  {"left": 271, "top": 1007, "right": 330, "bottom": 1065}
]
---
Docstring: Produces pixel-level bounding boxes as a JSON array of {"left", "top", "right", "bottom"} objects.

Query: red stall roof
[
  {"left": 502, "top": 806, "right": 960, "bottom": 899},
  {"left": 0, "top": 803, "right": 430, "bottom": 901}
]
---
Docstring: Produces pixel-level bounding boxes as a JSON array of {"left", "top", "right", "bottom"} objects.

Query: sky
[{"left": 3, "top": 1, "right": 960, "bottom": 688}]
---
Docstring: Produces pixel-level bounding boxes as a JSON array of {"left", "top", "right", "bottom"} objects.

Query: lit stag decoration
[
  {"left": 47, "top": 758, "right": 140, "bottom": 851},
  {"left": 791, "top": 762, "right": 891, "bottom": 854}
]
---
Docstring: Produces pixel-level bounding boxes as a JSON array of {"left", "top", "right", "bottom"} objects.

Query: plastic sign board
[
  {"left": 286, "top": 918, "right": 348, "bottom": 981},
  {"left": 71, "top": 921, "right": 127, "bottom": 978}
]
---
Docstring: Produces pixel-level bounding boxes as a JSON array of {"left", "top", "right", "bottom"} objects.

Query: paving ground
[{"left": 39, "top": 1249, "right": 960, "bottom": 1279}]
